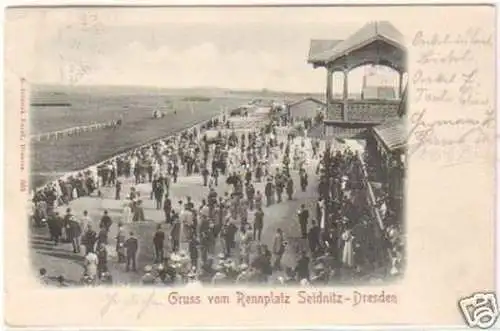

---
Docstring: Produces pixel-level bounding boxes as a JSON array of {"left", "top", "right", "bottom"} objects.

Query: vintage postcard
[{"left": 3, "top": 4, "right": 497, "bottom": 328}]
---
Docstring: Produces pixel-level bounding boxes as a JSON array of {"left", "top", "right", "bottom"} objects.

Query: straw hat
[{"left": 144, "top": 265, "right": 153, "bottom": 273}]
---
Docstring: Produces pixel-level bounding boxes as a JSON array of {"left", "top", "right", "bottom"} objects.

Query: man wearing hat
[
  {"left": 170, "top": 216, "right": 181, "bottom": 252},
  {"left": 264, "top": 178, "right": 273, "bottom": 207},
  {"left": 115, "top": 179, "right": 122, "bottom": 200},
  {"left": 125, "top": 232, "right": 139, "bottom": 272},
  {"left": 275, "top": 171, "right": 284, "bottom": 203},
  {"left": 97, "top": 223, "right": 108, "bottom": 247},
  {"left": 163, "top": 195, "right": 172, "bottom": 224},
  {"left": 63, "top": 208, "right": 74, "bottom": 242},
  {"left": 245, "top": 183, "right": 255, "bottom": 210},
  {"left": 115, "top": 222, "right": 126, "bottom": 263},
  {"left": 188, "top": 236, "right": 200, "bottom": 270},
  {"left": 100, "top": 210, "right": 113, "bottom": 233},
  {"left": 67, "top": 215, "right": 82, "bottom": 253},
  {"left": 299, "top": 167, "right": 308, "bottom": 192},
  {"left": 47, "top": 211, "right": 63, "bottom": 246},
  {"left": 254, "top": 190, "right": 263, "bottom": 210},
  {"left": 82, "top": 224, "right": 97, "bottom": 255},
  {"left": 286, "top": 175, "right": 294, "bottom": 200},
  {"left": 308, "top": 219, "right": 321, "bottom": 257},
  {"left": 272, "top": 228, "right": 286, "bottom": 271},
  {"left": 222, "top": 219, "right": 237, "bottom": 257},
  {"left": 297, "top": 204, "right": 309, "bottom": 239},
  {"left": 153, "top": 224, "right": 166, "bottom": 263}
]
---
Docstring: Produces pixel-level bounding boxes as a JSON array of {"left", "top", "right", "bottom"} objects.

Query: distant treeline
[
  {"left": 31, "top": 103, "right": 72, "bottom": 107},
  {"left": 182, "top": 96, "right": 212, "bottom": 102}
]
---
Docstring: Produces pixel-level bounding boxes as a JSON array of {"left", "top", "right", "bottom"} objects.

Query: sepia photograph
[
  {"left": 27, "top": 12, "right": 407, "bottom": 287},
  {"left": 4, "top": 4, "right": 496, "bottom": 328}
]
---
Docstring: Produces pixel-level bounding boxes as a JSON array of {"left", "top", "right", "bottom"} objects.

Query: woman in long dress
[
  {"left": 341, "top": 229, "right": 354, "bottom": 268},
  {"left": 84, "top": 251, "right": 98, "bottom": 281},
  {"left": 239, "top": 224, "right": 252, "bottom": 264},
  {"left": 122, "top": 199, "right": 132, "bottom": 224}
]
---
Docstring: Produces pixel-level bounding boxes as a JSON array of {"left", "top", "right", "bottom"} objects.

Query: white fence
[
  {"left": 31, "top": 120, "right": 119, "bottom": 142},
  {"left": 31, "top": 112, "right": 225, "bottom": 196}
]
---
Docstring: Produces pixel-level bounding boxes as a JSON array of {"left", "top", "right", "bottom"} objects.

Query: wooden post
[
  {"left": 399, "top": 71, "right": 404, "bottom": 99},
  {"left": 342, "top": 69, "right": 349, "bottom": 121},
  {"left": 326, "top": 66, "right": 333, "bottom": 105}
]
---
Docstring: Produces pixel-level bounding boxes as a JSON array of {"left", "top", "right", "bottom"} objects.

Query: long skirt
[
  {"left": 122, "top": 207, "right": 132, "bottom": 223},
  {"left": 342, "top": 240, "right": 354, "bottom": 267}
]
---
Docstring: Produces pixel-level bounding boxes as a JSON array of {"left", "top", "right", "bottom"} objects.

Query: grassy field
[{"left": 30, "top": 85, "right": 255, "bottom": 188}]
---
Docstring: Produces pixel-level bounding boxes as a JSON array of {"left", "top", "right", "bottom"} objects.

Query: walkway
[{"left": 30, "top": 109, "right": 324, "bottom": 285}]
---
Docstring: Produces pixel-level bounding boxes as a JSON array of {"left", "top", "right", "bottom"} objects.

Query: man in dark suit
[
  {"left": 307, "top": 219, "right": 321, "bottom": 257},
  {"left": 253, "top": 207, "right": 264, "bottom": 241},
  {"left": 153, "top": 224, "right": 165, "bottom": 263},
  {"left": 82, "top": 224, "right": 97, "bottom": 255},
  {"left": 115, "top": 180, "right": 122, "bottom": 200},
  {"left": 125, "top": 232, "right": 139, "bottom": 272},
  {"left": 63, "top": 208, "right": 74, "bottom": 242},
  {"left": 47, "top": 211, "right": 63, "bottom": 245},
  {"left": 68, "top": 216, "right": 82, "bottom": 253},
  {"left": 170, "top": 217, "right": 181, "bottom": 252},
  {"left": 163, "top": 195, "right": 172, "bottom": 223},
  {"left": 295, "top": 250, "right": 311, "bottom": 281},
  {"left": 297, "top": 204, "right": 309, "bottom": 239},
  {"left": 153, "top": 178, "right": 164, "bottom": 210},
  {"left": 99, "top": 210, "right": 113, "bottom": 232}
]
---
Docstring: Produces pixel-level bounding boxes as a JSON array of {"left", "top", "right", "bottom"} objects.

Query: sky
[{"left": 10, "top": 8, "right": 400, "bottom": 94}]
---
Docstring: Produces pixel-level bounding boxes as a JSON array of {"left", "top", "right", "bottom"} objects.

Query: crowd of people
[{"left": 32, "top": 104, "right": 403, "bottom": 287}]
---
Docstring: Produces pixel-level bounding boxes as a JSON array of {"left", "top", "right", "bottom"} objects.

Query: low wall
[
  {"left": 327, "top": 100, "right": 400, "bottom": 122},
  {"left": 324, "top": 121, "right": 379, "bottom": 139}
]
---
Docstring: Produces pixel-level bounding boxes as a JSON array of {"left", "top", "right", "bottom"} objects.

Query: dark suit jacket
[
  {"left": 125, "top": 237, "right": 138, "bottom": 254},
  {"left": 153, "top": 230, "right": 165, "bottom": 246}
]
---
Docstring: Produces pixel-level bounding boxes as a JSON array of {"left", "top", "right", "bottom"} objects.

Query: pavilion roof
[
  {"left": 373, "top": 118, "right": 407, "bottom": 151},
  {"left": 308, "top": 39, "right": 343, "bottom": 63},
  {"left": 308, "top": 21, "right": 405, "bottom": 66}
]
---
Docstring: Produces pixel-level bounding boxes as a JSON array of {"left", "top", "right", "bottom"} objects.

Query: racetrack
[{"left": 30, "top": 87, "right": 254, "bottom": 188}]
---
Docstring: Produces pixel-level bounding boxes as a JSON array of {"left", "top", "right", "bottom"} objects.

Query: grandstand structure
[
  {"left": 308, "top": 20, "right": 408, "bottom": 244},
  {"left": 308, "top": 21, "right": 407, "bottom": 138}
]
